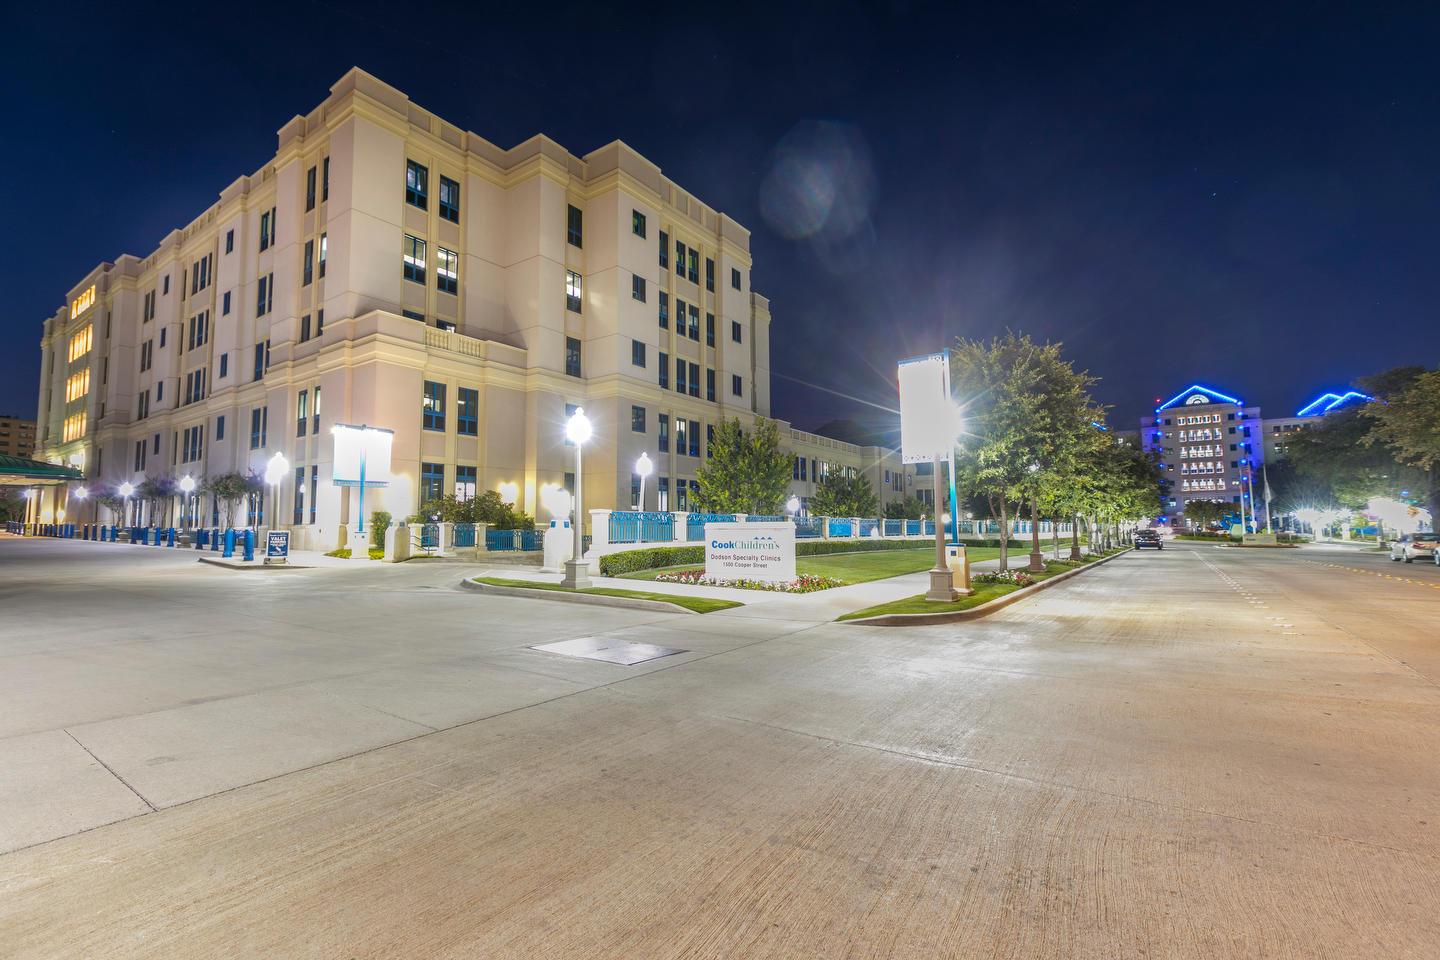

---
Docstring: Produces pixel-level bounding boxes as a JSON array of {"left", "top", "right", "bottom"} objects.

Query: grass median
[
  {"left": 836, "top": 551, "right": 1121, "bottom": 621},
  {"left": 473, "top": 576, "right": 743, "bottom": 614},
  {"left": 621, "top": 545, "right": 1003, "bottom": 586}
]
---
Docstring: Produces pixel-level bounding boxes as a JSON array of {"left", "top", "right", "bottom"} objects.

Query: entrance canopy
[{"left": 0, "top": 454, "right": 85, "bottom": 487}]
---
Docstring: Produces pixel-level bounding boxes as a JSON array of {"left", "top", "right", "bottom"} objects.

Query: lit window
[
  {"left": 632, "top": 274, "right": 646, "bottom": 302},
  {"left": 633, "top": 209, "right": 647, "bottom": 238},
  {"left": 566, "top": 271, "right": 582, "bottom": 312},
  {"left": 423, "top": 381, "right": 446, "bottom": 431},
  {"left": 406, "top": 160, "right": 428, "bottom": 209},
  {"left": 437, "top": 247, "right": 458, "bottom": 294},
  {"left": 403, "top": 235, "right": 426, "bottom": 284},
  {"left": 565, "top": 337, "right": 581, "bottom": 377},
  {"left": 457, "top": 387, "right": 478, "bottom": 436},
  {"left": 439, "top": 176, "right": 459, "bottom": 223}
]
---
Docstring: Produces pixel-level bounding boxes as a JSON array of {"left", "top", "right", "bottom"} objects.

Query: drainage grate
[{"left": 531, "top": 637, "right": 688, "bottom": 665}]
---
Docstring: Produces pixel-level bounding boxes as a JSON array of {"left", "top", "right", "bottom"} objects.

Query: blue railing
[
  {"left": 924, "top": 521, "right": 936, "bottom": 536},
  {"left": 858, "top": 518, "right": 880, "bottom": 537},
  {"left": 883, "top": 519, "right": 903, "bottom": 537},
  {"left": 794, "top": 516, "right": 824, "bottom": 538},
  {"left": 486, "top": 528, "right": 544, "bottom": 551},
  {"left": 452, "top": 523, "right": 476, "bottom": 547},
  {"left": 521, "top": 529, "right": 544, "bottom": 551},
  {"left": 747, "top": 515, "right": 786, "bottom": 522},
  {"left": 418, "top": 523, "right": 439, "bottom": 550},
  {"left": 609, "top": 511, "right": 675, "bottom": 544},
  {"left": 827, "top": 518, "right": 852, "bottom": 537},
  {"left": 906, "top": 520, "right": 922, "bottom": 536},
  {"left": 686, "top": 513, "right": 736, "bottom": 541}
]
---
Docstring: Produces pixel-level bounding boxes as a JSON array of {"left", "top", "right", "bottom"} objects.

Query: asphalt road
[{"left": 1, "top": 537, "right": 1437, "bottom": 958}]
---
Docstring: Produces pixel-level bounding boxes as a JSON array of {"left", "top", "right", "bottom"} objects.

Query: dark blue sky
[{"left": 4, "top": 1, "right": 1436, "bottom": 433}]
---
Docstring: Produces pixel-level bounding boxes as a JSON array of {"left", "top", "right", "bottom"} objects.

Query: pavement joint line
[
  {"left": 64, "top": 729, "right": 157, "bottom": 813},
  {"left": 718, "top": 712, "right": 1434, "bottom": 861}
]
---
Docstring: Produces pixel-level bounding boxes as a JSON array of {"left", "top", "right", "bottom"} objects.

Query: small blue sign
[{"left": 266, "top": 530, "right": 290, "bottom": 560}]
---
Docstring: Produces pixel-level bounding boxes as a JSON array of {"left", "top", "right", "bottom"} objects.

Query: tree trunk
[
  {"left": 1052, "top": 519, "right": 1060, "bottom": 561},
  {"left": 998, "top": 499, "right": 1009, "bottom": 572},
  {"left": 1070, "top": 517, "right": 1082, "bottom": 561},
  {"left": 1028, "top": 497, "right": 1044, "bottom": 572}
]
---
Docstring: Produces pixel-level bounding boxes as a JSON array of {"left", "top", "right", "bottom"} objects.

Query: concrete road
[{"left": 1, "top": 537, "right": 1437, "bottom": 958}]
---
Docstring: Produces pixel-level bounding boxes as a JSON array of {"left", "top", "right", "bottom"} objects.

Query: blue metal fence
[
  {"left": 418, "top": 523, "right": 439, "bottom": 551},
  {"left": 686, "top": 513, "right": 736, "bottom": 541},
  {"left": 485, "top": 528, "right": 545, "bottom": 551},
  {"left": 858, "top": 518, "right": 880, "bottom": 537},
  {"left": 827, "top": 518, "right": 852, "bottom": 537},
  {"left": 747, "top": 515, "right": 786, "bottom": 522},
  {"left": 452, "top": 523, "right": 476, "bottom": 547},
  {"left": 906, "top": 520, "right": 922, "bottom": 536},
  {"left": 609, "top": 511, "right": 675, "bottom": 544},
  {"left": 794, "top": 516, "right": 824, "bottom": 539}
]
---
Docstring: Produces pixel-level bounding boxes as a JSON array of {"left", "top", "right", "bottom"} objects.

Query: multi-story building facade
[
  {"left": 0, "top": 415, "right": 37, "bottom": 459},
  {"left": 1141, "top": 384, "right": 1371, "bottom": 524},
  {"left": 33, "top": 69, "right": 902, "bottom": 543}
]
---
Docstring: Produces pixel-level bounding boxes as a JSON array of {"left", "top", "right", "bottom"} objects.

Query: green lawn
[
  {"left": 836, "top": 553, "right": 1119, "bottom": 621},
  {"left": 474, "top": 576, "right": 743, "bottom": 614},
  {"left": 622, "top": 546, "right": 1002, "bottom": 586}
]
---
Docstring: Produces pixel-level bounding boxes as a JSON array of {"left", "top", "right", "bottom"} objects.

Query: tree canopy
[
  {"left": 808, "top": 471, "right": 879, "bottom": 518},
  {"left": 693, "top": 417, "right": 792, "bottom": 515}
]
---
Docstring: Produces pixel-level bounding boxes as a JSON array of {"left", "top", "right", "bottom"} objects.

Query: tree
[
  {"left": 0, "top": 489, "right": 25, "bottom": 524},
  {"left": 1183, "top": 499, "right": 1231, "bottom": 529},
  {"left": 951, "top": 332, "right": 1099, "bottom": 571},
  {"left": 1358, "top": 366, "right": 1440, "bottom": 522},
  {"left": 414, "top": 490, "right": 534, "bottom": 529},
  {"left": 96, "top": 492, "right": 126, "bottom": 525},
  {"left": 693, "top": 417, "right": 792, "bottom": 515},
  {"left": 203, "top": 473, "right": 251, "bottom": 528},
  {"left": 883, "top": 495, "right": 926, "bottom": 520},
  {"left": 1288, "top": 407, "right": 1427, "bottom": 509},
  {"left": 808, "top": 471, "right": 879, "bottom": 518}
]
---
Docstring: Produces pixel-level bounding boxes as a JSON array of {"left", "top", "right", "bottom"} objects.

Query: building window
[
  {"left": 312, "top": 384, "right": 321, "bottom": 435},
  {"left": 688, "top": 303, "right": 700, "bottom": 341},
  {"left": 706, "top": 368, "right": 715, "bottom": 402},
  {"left": 439, "top": 175, "right": 459, "bottom": 223},
  {"left": 421, "top": 463, "right": 444, "bottom": 506},
  {"left": 566, "top": 271, "right": 582, "bottom": 312},
  {"left": 219, "top": 354, "right": 228, "bottom": 379},
  {"left": 253, "top": 343, "right": 265, "bottom": 381},
  {"left": 567, "top": 204, "right": 583, "bottom": 247},
  {"left": 731, "top": 320, "right": 741, "bottom": 343},
  {"left": 659, "top": 231, "right": 669, "bottom": 268},
  {"left": 732, "top": 374, "right": 742, "bottom": 397},
  {"left": 297, "top": 389, "right": 308, "bottom": 437},
  {"left": 706, "top": 313, "right": 714, "bottom": 346},
  {"left": 706, "top": 423, "right": 713, "bottom": 457},
  {"left": 454, "top": 465, "right": 477, "bottom": 502},
  {"left": 406, "top": 159, "right": 428, "bottom": 208},
  {"left": 403, "top": 235, "right": 426, "bottom": 283},
  {"left": 677, "top": 479, "right": 689, "bottom": 511},
  {"left": 674, "top": 240, "right": 685, "bottom": 277},
  {"left": 688, "top": 420, "right": 700, "bottom": 457},
  {"left": 687, "top": 248, "right": 699, "bottom": 284},
  {"left": 423, "top": 381, "right": 446, "bottom": 431},
  {"left": 437, "top": 247, "right": 458, "bottom": 294},
  {"left": 457, "top": 387, "right": 478, "bottom": 436},
  {"left": 632, "top": 209, "right": 646, "bottom": 238},
  {"left": 658, "top": 477, "right": 669, "bottom": 511},
  {"left": 292, "top": 466, "right": 305, "bottom": 524},
  {"left": 216, "top": 415, "right": 225, "bottom": 441},
  {"left": 259, "top": 211, "right": 271, "bottom": 252},
  {"left": 632, "top": 274, "right": 646, "bottom": 302},
  {"left": 689, "top": 362, "right": 700, "bottom": 398},
  {"left": 225, "top": 230, "right": 234, "bottom": 254},
  {"left": 321, "top": 157, "right": 329, "bottom": 202},
  {"left": 316, "top": 309, "right": 324, "bottom": 336},
  {"left": 565, "top": 337, "right": 581, "bottom": 377},
  {"left": 676, "top": 418, "right": 688, "bottom": 457},
  {"left": 676, "top": 358, "right": 686, "bottom": 394},
  {"left": 305, "top": 166, "right": 317, "bottom": 211},
  {"left": 658, "top": 414, "right": 669, "bottom": 452},
  {"left": 256, "top": 274, "right": 269, "bottom": 316},
  {"left": 705, "top": 258, "right": 715, "bottom": 291},
  {"left": 731, "top": 267, "right": 741, "bottom": 290},
  {"left": 658, "top": 291, "right": 669, "bottom": 329},
  {"left": 403, "top": 310, "right": 425, "bottom": 322},
  {"left": 632, "top": 340, "right": 646, "bottom": 367},
  {"left": 632, "top": 405, "right": 646, "bottom": 432},
  {"left": 301, "top": 314, "right": 311, "bottom": 343},
  {"left": 658, "top": 352, "right": 669, "bottom": 389},
  {"left": 222, "top": 291, "right": 231, "bottom": 315},
  {"left": 250, "top": 407, "right": 268, "bottom": 449},
  {"left": 303, "top": 239, "right": 314, "bottom": 285}
]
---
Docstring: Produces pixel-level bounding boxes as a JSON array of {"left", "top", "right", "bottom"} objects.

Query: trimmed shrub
[{"left": 370, "top": 511, "right": 391, "bottom": 548}]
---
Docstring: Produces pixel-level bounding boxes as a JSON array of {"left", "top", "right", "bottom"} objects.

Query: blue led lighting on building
[
  {"left": 1155, "top": 384, "right": 1244, "bottom": 412},
  {"left": 1295, "top": 390, "right": 1374, "bottom": 417}
]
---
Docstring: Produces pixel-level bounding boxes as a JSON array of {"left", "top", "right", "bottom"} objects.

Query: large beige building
[
  {"left": 0, "top": 415, "right": 37, "bottom": 459},
  {"left": 33, "top": 69, "right": 903, "bottom": 543}
]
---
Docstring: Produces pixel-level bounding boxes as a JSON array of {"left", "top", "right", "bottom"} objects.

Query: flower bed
[
  {"left": 653, "top": 569, "right": 843, "bottom": 593},
  {"left": 971, "top": 568, "right": 1037, "bottom": 587}
]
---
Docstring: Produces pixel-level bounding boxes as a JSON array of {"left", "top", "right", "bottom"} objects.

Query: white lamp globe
[
  {"left": 75, "top": 487, "right": 88, "bottom": 500},
  {"left": 565, "top": 407, "right": 592, "bottom": 445},
  {"left": 180, "top": 475, "right": 196, "bottom": 494},
  {"left": 786, "top": 496, "right": 801, "bottom": 514},
  {"left": 635, "top": 451, "right": 653, "bottom": 479},
  {"left": 264, "top": 452, "right": 289, "bottom": 487},
  {"left": 119, "top": 482, "right": 134, "bottom": 497}
]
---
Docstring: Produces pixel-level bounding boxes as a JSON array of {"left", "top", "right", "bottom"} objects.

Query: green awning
[{"left": 0, "top": 454, "right": 85, "bottom": 485}]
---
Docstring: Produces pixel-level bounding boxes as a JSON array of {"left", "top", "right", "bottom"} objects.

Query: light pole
[
  {"left": 635, "top": 451, "right": 653, "bottom": 512},
  {"left": 786, "top": 495, "right": 801, "bottom": 516},
  {"left": 75, "top": 486, "right": 88, "bottom": 528},
  {"left": 179, "top": 476, "right": 196, "bottom": 532},
  {"left": 119, "top": 482, "right": 134, "bottom": 528},
  {"left": 562, "top": 407, "right": 592, "bottom": 589},
  {"left": 264, "top": 452, "right": 289, "bottom": 531}
]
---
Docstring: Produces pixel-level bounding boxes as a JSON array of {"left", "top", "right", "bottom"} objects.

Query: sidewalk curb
[
  {"left": 198, "top": 556, "right": 313, "bottom": 570},
  {"left": 459, "top": 577, "right": 699, "bottom": 614},
  {"left": 840, "top": 549, "right": 1132, "bottom": 626}
]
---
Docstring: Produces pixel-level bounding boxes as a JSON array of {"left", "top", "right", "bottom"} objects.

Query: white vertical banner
[{"left": 898, "top": 351, "right": 953, "bottom": 464}]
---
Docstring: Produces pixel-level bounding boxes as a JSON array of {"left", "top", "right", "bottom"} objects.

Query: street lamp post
[
  {"left": 179, "top": 476, "right": 196, "bottom": 532},
  {"left": 119, "top": 482, "right": 134, "bottom": 530},
  {"left": 635, "top": 451, "right": 653, "bottom": 512},
  {"left": 264, "top": 452, "right": 289, "bottom": 532},
  {"left": 562, "top": 407, "right": 592, "bottom": 589},
  {"left": 75, "top": 486, "right": 88, "bottom": 528}
]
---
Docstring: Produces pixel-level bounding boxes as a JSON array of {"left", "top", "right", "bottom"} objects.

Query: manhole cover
[{"left": 531, "top": 637, "right": 687, "bottom": 665}]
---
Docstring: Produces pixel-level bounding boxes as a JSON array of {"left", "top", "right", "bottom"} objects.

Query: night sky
[{"left": 5, "top": 1, "right": 1437, "bottom": 435}]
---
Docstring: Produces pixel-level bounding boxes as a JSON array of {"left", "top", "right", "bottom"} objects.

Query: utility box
[{"left": 946, "top": 543, "right": 974, "bottom": 596}]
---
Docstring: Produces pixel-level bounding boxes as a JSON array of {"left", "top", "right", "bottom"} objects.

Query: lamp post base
[
  {"left": 561, "top": 558, "right": 592, "bottom": 590},
  {"left": 925, "top": 567, "right": 958, "bottom": 603}
]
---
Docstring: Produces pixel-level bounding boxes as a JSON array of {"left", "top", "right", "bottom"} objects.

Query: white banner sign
[
  {"left": 331, "top": 423, "right": 394, "bottom": 487},
  {"left": 898, "top": 351, "right": 954, "bottom": 463},
  {"left": 705, "top": 522, "right": 796, "bottom": 585}
]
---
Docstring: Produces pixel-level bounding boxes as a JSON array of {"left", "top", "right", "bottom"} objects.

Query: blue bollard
[
  {"left": 167, "top": 527, "right": 176, "bottom": 547},
  {"left": 194, "top": 529, "right": 205, "bottom": 550},
  {"left": 223, "top": 529, "right": 235, "bottom": 558},
  {"left": 243, "top": 529, "right": 255, "bottom": 562},
  {"left": 211, "top": 528, "right": 221, "bottom": 552}
]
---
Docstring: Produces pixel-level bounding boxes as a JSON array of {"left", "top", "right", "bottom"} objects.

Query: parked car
[
  {"left": 1134, "top": 530, "right": 1163, "bottom": 550},
  {"left": 1389, "top": 532, "right": 1440, "bottom": 563}
]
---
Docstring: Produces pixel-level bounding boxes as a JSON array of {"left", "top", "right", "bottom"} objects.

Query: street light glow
[
  {"left": 118, "top": 482, "right": 133, "bottom": 497},
  {"left": 635, "top": 451, "right": 653, "bottom": 478},
  {"left": 180, "top": 476, "right": 196, "bottom": 494},
  {"left": 75, "top": 487, "right": 88, "bottom": 499},
  {"left": 565, "top": 407, "right": 592, "bottom": 445},
  {"left": 497, "top": 481, "right": 518, "bottom": 505},
  {"left": 786, "top": 496, "right": 801, "bottom": 514},
  {"left": 264, "top": 452, "right": 289, "bottom": 487}
]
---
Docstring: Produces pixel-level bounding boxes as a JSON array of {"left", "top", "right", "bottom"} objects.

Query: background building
[
  {"left": 1142, "top": 383, "right": 1371, "bottom": 525},
  {"left": 32, "top": 69, "right": 903, "bottom": 541},
  {"left": 0, "top": 415, "right": 36, "bottom": 459}
]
